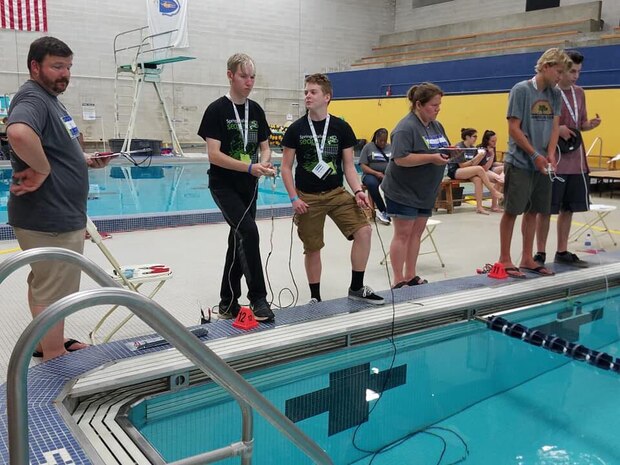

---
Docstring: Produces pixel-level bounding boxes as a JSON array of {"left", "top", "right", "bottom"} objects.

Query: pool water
[
  {"left": 127, "top": 288, "right": 620, "bottom": 464},
  {"left": 0, "top": 162, "right": 290, "bottom": 223}
]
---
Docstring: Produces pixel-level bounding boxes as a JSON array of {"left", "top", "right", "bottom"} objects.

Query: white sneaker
[
  {"left": 376, "top": 211, "right": 391, "bottom": 225},
  {"left": 308, "top": 297, "right": 319, "bottom": 305}
]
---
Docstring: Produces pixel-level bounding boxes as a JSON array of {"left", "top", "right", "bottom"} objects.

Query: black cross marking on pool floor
[{"left": 285, "top": 362, "right": 407, "bottom": 436}]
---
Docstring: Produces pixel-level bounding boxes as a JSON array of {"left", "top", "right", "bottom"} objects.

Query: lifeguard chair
[{"left": 113, "top": 26, "right": 195, "bottom": 156}]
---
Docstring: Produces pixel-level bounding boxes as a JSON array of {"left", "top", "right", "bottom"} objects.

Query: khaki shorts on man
[
  {"left": 13, "top": 227, "right": 85, "bottom": 307},
  {"left": 294, "top": 187, "right": 369, "bottom": 253},
  {"left": 504, "top": 163, "right": 552, "bottom": 216}
]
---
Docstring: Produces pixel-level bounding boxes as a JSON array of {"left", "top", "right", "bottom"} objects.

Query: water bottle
[{"left": 584, "top": 233, "right": 592, "bottom": 248}]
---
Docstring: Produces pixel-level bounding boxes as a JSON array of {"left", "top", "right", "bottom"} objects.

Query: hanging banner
[{"left": 146, "top": 0, "right": 189, "bottom": 50}]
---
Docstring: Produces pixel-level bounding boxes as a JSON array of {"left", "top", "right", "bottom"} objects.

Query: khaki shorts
[
  {"left": 294, "top": 187, "right": 369, "bottom": 253},
  {"left": 504, "top": 163, "right": 552, "bottom": 215},
  {"left": 13, "top": 227, "right": 85, "bottom": 307}
]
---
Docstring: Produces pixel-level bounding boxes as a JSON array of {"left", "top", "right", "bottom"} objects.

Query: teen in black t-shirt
[
  {"left": 281, "top": 73, "right": 384, "bottom": 306},
  {"left": 197, "top": 53, "right": 275, "bottom": 322}
]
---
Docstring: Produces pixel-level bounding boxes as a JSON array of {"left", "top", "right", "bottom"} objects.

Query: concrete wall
[
  {"left": 394, "top": 0, "right": 617, "bottom": 33},
  {"left": 0, "top": 0, "right": 395, "bottom": 146}
]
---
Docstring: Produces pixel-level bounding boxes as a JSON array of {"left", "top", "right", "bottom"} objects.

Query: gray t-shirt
[
  {"left": 358, "top": 141, "right": 391, "bottom": 181},
  {"left": 381, "top": 113, "right": 449, "bottom": 209},
  {"left": 7, "top": 80, "right": 88, "bottom": 232},
  {"left": 505, "top": 79, "right": 561, "bottom": 171}
]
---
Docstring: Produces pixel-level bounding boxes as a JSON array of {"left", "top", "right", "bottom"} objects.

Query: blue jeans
[{"left": 362, "top": 174, "right": 387, "bottom": 213}]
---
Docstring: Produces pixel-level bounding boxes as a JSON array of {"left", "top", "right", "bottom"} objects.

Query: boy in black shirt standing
[
  {"left": 198, "top": 53, "right": 275, "bottom": 322},
  {"left": 281, "top": 73, "right": 384, "bottom": 306}
]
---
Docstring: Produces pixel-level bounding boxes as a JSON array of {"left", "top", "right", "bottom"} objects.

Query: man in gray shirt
[
  {"left": 497, "top": 48, "right": 569, "bottom": 279},
  {"left": 8, "top": 36, "right": 111, "bottom": 360}
]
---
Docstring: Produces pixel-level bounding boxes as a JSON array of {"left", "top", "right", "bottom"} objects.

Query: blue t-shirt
[{"left": 505, "top": 79, "right": 562, "bottom": 171}]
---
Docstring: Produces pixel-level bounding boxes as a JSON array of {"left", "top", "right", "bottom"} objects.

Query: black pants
[{"left": 210, "top": 178, "right": 267, "bottom": 305}]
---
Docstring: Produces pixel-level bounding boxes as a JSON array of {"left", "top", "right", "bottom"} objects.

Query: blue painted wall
[{"left": 327, "top": 44, "right": 620, "bottom": 98}]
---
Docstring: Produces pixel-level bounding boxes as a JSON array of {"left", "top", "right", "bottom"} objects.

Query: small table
[
  {"left": 589, "top": 170, "right": 620, "bottom": 198},
  {"left": 569, "top": 204, "right": 617, "bottom": 246}
]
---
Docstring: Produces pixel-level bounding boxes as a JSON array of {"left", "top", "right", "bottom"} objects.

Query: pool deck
[
  {"left": 2, "top": 193, "right": 620, "bottom": 382},
  {"left": 1, "top": 187, "right": 620, "bottom": 464}
]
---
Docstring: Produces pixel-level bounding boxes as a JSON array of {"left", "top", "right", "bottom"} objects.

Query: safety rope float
[{"left": 479, "top": 315, "right": 619, "bottom": 373}]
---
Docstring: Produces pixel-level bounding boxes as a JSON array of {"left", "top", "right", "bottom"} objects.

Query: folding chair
[
  {"left": 86, "top": 218, "right": 173, "bottom": 343},
  {"left": 380, "top": 219, "right": 445, "bottom": 267},
  {"left": 569, "top": 204, "right": 617, "bottom": 246}
]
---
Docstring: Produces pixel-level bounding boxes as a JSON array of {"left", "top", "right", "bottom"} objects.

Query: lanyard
[
  {"left": 226, "top": 93, "right": 249, "bottom": 151},
  {"left": 560, "top": 86, "right": 579, "bottom": 125},
  {"left": 308, "top": 113, "right": 330, "bottom": 162}
]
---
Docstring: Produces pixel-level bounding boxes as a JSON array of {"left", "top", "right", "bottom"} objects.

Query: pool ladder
[{"left": 0, "top": 247, "right": 333, "bottom": 465}]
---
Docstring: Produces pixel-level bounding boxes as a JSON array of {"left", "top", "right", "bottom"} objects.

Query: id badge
[
  {"left": 240, "top": 152, "right": 252, "bottom": 163},
  {"left": 312, "top": 160, "right": 332, "bottom": 180},
  {"left": 61, "top": 115, "right": 79, "bottom": 139}
]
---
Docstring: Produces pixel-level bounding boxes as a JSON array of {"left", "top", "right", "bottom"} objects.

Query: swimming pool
[
  {"left": 119, "top": 287, "right": 620, "bottom": 464},
  {"left": 0, "top": 160, "right": 290, "bottom": 224}
]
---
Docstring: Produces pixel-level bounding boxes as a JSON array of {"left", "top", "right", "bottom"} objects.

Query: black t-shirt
[
  {"left": 197, "top": 96, "right": 270, "bottom": 182},
  {"left": 281, "top": 114, "right": 356, "bottom": 193}
]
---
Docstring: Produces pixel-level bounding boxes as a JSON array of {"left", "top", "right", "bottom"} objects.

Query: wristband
[
  {"left": 354, "top": 189, "right": 363, "bottom": 196},
  {"left": 290, "top": 195, "right": 299, "bottom": 203},
  {"left": 531, "top": 151, "right": 541, "bottom": 161},
  {"left": 247, "top": 163, "right": 253, "bottom": 174}
]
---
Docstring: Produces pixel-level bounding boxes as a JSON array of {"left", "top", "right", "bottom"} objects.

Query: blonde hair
[
  {"left": 406, "top": 82, "right": 443, "bottom": 112},
  {"left": 227, "top": 53, "right": 255, "bottom": 75},
  {"left": 535, "top": 48, "right": 571, "bottom": 73}
]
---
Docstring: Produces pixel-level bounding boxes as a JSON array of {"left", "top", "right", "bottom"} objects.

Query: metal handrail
[
  {"left": 1, "top": 248, "right": 332, "bottom": 465},
  {"left": 585, "top": 136, "right": 603, "bottom": 168}
]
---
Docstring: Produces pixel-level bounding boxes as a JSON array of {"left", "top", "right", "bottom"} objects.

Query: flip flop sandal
[
  {"left": 407, "top": 276, "right": 428, "bottom": 286},
  {"left": 32, "top": 338, "right": 87, "bottom": 358},
  {"left": 504, "top": 267, "right": 527, "bottom": 279},
  {"left": 521, "top": 266, "right": 555, "bottom": 276}
]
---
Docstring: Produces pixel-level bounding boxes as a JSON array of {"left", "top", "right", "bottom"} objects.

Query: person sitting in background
[
  {"left": 359, "top": 128, "right": 391, "bottom": 225},
  {"left": 478, "top": 129, "right": 504, "bottom": 212},
  {"left": 479, "top": 129, "right": 504, "bottom": 176},
  {"left": 447, "top": 128, "right": 502, "bottom": 215}
]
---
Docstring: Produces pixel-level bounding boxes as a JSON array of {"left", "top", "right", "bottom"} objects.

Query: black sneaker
[
  {"left": 554, "top": 251, "right": 589, "bottom": 268},
  {"left": 251, "top": 298, "right": 275, "bottom": 322},
  {"left": 216, "top": 301, "right": 241, "bottom": 320},
  {"left": 348, "top": 285, "right": 385, "bottom": 306},
  {"left": 533, "top": 252, "right": 546, "bottom": 266}
]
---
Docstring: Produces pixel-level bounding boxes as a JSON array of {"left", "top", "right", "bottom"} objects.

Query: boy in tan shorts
[{"left": 281, "top": 74, "right": 384, "bottom": 305}]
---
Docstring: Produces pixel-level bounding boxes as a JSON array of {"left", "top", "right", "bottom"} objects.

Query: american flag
[{"left": 0, "top": 0, "right": 47, "bottom": 32}]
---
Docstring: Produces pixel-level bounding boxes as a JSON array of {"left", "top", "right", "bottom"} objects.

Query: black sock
[
  {"left": 536, "top": 251, "right": 546, "bottom": 258},
  {"left": 350, "top": 270, "right": 365, "bottom": 291},
  {"left": 557, "top": 250, "right": 568, "bottom": 255},
  {"left": 309, "top": 282, "right": 321, "bottom": 301}
]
